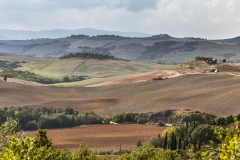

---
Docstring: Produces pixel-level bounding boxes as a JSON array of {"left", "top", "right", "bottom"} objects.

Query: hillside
[
  {"left": 1, "top": 34, "right": 240, "bottom": 63},
  {"left": 19, "top": 58, "right": 171, "bottom": 86},
  {"left": 1, "top": 73, "right": 240, "bottom": 117}
]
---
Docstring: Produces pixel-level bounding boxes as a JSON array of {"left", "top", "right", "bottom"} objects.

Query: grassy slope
[
  {"left": 19, "top": 58, "right": 171, "bottom": 86},
  {"left": 20, "top": 59, "right": 85, "bottom": 78}
]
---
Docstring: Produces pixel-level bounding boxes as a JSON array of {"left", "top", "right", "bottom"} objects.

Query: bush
[{"left": 157, "top": 120, "right": 165, "bottom": 126}]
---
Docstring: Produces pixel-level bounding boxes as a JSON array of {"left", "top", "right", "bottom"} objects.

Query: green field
[{"left": 19, "top": 58, "right": 172, "bottom": 86}]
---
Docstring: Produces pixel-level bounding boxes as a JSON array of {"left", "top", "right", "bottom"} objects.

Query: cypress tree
[
  {"left": 193, "top": 139, "right": 196, "bottom": 151},
  {"left": 170, "top": 132, "right": 175, "bottom": 150},
  {"left": 163, "top": 133, "right": 168, "bottom": 150},
  {"left": 198, "top": 138, "right": 201, "bottom": 150},
  {"left": 174, "top": 135, "right": 177, "bottom": 150},
  {"left": 178, "top": 137, "right": 182, "bottom": 150},
  {"left": 186, "top": 119, "right": 189, "bottom": 134},
  {"left": 181, "top": 132, "right": 184, "bottom": 139},
  {"left": 183, "top": 140, "right": 186, "bottom": 150}
]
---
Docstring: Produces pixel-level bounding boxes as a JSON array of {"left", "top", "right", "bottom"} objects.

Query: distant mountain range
[
  {"left": 0, "top": 35, "right": 10, "bottom": 40},
  {"left": 0, "top": 28, "right": 152, "bottom": 40}
]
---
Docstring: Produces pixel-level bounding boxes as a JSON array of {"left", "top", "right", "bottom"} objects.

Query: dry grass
[{"left": 26, "top": 124, "right": 165, "bottom": 151}]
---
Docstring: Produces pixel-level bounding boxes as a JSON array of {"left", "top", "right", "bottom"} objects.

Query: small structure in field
[
  {"left": 195, "top": 56, "right": 217, "bottom": 64},
  {"left": 3, "top": 75, "right": 7, "bottom": 81}
]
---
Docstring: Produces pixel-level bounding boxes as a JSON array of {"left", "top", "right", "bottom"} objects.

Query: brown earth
[
  {"left": 5, "top": 78, "right": 46, "bottom": 86},
  {"left": 26, "top": 124, "right": 165, "bottom": 151},
  {"left": 1, "top": 73, "right": 240, "bottom": 117},
  {"left": 87, "top": 70, "right": 182, "bottom": 87}
]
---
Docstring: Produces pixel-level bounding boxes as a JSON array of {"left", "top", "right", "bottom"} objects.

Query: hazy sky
[{"left": 0, "top": 0, "right": 240, "bottom": 39}]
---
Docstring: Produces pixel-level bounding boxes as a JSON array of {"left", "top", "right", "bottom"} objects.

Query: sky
[{"left": 0, "top": 0, "right": 240, "bottom": 39}]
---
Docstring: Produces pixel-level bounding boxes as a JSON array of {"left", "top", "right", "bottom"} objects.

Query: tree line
[
  {"left": 0, "top": 106, "right": 109, "bottom": 131},
  {"left": 112, "top": 110, "right": 217, "bottom": 125},
  {"left": 0, "top": 60, "right": 21, "bottom": 70},
  {"left": 0, "top": 70, "right": 88, "bottom": 84},
  {"left": 59, "top": 52, "right": 114, "bottom": 60}
]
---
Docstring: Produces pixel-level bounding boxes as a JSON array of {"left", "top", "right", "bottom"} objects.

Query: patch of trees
[
  {"left": 59, "top": 52, "right": 114, "bottom": 60},
  {"left": 187, "top": 37, "right": 206, "bottom": 40},
  {"left": 69, "top": 34, "right": 128, "bottom": 40},
  {"left": 91, "top": 35, "right": 128, "bottom": 40},
  {"left": 69, "top": 34, "right": 90, "bottom": 39},
  {"left": 144, "top": 34, "right": 172, "bottom": 40},
  {"left": 0, "top": 70, "right": 88, "bottom": 84},
  {"left": 0, "top": 106, "right": 109, "bottom": 131},
  {"left": 112, "top": 113, "right": 149, "bottom": 124},
  {"left": 112, "top": 110, "right": 216, "bottom": 125},
  {"left": 0, "top": 60, "right": 21, "bottom": 70}
]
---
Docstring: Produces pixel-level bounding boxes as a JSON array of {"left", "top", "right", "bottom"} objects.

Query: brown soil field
[
  {"left": 87, "top": 70, "right": 182, "bottom": 87},
  {"left": 1, "top": 73, "right": 240, "bottom": 117},
  {"left": 27, "top": 124, "right": 165, "bottom": 151}
]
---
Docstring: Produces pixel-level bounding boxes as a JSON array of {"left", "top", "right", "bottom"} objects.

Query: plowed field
[
  {"left": 1, "top": 73, "right": 240, "bottom": 117},
  {"left": 27, "top": 124, "right": 165, "bottom": 151}
]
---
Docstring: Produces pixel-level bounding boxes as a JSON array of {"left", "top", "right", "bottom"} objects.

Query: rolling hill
[
  {"left": 1, "top": 34, "right": 240, "bottom": 63},
  {"left": 0, "top": 73, "right": 240, "bottom": 117},
  {"left": 19, "top": 58, "right": 171, "bottom": 86}
]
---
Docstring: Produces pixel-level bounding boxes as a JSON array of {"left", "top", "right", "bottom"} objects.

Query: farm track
[
  {"left": 1, "top": 73, "right": 240, "bottom": 117},
  {"left": 71, "top": 58, "right": 88, "bottom": 75}
]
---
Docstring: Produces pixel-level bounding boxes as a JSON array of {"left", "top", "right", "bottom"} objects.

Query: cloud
[
  {"left": 1, "top": 0, "right": 240, "bottom": 39},
  {"left": 0, "top": 0, "right": 159, "bottom": 12},
  {"left": 117, "top": 0, "right": 159, "bottom": 12}
]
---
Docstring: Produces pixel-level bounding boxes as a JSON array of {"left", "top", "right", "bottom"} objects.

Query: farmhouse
[{"left": 195, "top": 56, "right": 217, "bottom": 64}]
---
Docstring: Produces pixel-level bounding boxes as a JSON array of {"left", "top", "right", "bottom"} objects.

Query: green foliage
[
  {"left": 0, "top": 106, "right": 106, "bottom": 130},
  {"left": 112, "top": 110, "right": 174, "bottom": 124},
  {"left": 190, "top": 124, "right": 218, "bottom": 145},
  {"left": 157, "top": 120, "right": 165, "bottom": 126},
  {"left": 35, "top": 129, "right": 52, "bottom": 148},
  {"left": 0, "top": 119, "right": 24, "bottom": 152},
  {"left": 137, "top": 140, "right": 143, "bottom": 147},
  {"left": 181, "top": 112, "right": 209, "bottom": 124},
  {"left": 0, "top": 60, "right": 20, "bottom": 70},
  {"left": 72, "top": 143, "right": 97, "bottom": 160},
  {"left": 0, "top": 70, "right": 88, "bottom": 84},
  {"left": 118, "top": 146, "right": 181, "bottom": 160},
  {"left": 0, "top": 136, "right": 72, "bottom": 160},
  {"left": 147, "top": 135, "right": 163, "bottom": 148},
  {"left": 112, "top": 113, "right": 148, "bottom": 124}
]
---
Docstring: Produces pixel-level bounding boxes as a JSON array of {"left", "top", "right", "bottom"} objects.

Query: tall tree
[{"left": 163, "top": 133, "right": 168, "bottom": 150}]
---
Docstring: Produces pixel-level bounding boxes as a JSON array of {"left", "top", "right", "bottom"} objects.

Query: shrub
[{"left": 157, "top": 120, "right": 165, "bottom": 126}]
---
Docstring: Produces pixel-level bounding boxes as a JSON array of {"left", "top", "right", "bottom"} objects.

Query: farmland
[
  {"left": 1, "top": 73, "right": 240, "bottom": 117},
  {"left": 19, "top": 58, "right": 171, "bottom": 86},
  {"left": 27, "top": 124, "right": 166, "bottom": 151}
]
